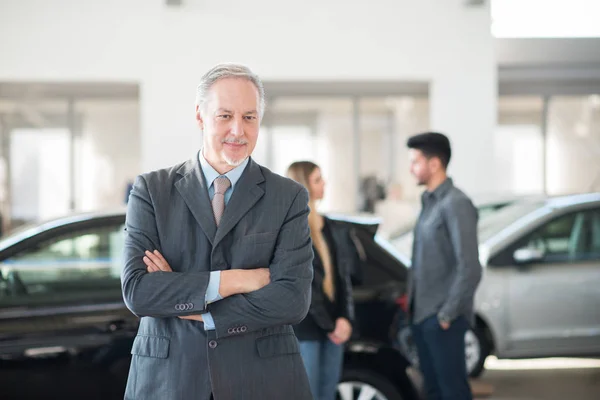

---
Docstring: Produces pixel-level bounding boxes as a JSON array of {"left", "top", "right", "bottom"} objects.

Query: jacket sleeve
[
  {"left": 336, "top": 225, "right": 357, "bottom": 323},
  {"left": 306, "top": 270, "right": 336, "bottom": 333},
  {"left": 208, "top": 187, "right": 314, "bottom": 339},
  {"left": 120, "top": 175, "right": 213, "bottom": 318},
  {"left": 438, "top": 196, "right": 482, "bottom": 321}
]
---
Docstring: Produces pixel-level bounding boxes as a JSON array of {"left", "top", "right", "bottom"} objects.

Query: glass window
[
  {"left": 526, "top": 213, "right": 577, "bottom": 257},
  {"left": 521, "top": 208, "right": 600, "bottom": 262},
  {"left": 265, "top": 97, "right": 355, "bottom": 213},
  {"left": 580, "top": 209, "right": 600, "bottom": 257},
  {"left": 0, "top": 222, "right": 125, "bottom": 306},
  {"left": 547, "top": 96, "right": 600, "bottom": 195},
  {"left": 495, "top": 96, "right": 545, "bottom": 195}
]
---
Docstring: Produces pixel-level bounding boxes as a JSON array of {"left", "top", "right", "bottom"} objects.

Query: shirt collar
[
  {"left": 422, "top": 177, "right": 454, "bottom": 204},
  {"left": 199, "top": 150, "right": 249, "bottom": 191}
]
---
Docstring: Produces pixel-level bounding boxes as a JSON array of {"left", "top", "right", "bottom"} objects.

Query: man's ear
[
  {"left": 429, "top": 156, "right": 442, "bottom": 173},
  {"left": 195, "top": 105, "right": 204, "bottom": 129}
]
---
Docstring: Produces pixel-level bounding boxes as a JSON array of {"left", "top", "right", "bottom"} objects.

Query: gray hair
[{"left": 196, "top": 63, "right": 266, "bottom": 119}]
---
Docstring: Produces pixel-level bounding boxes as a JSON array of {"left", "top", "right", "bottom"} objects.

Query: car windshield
[
  {"left": 477, "top": 198, "right": 545, "bottom": 242},
  {"left": 390, "top": 198, "right": 546, "bottom": 262}
]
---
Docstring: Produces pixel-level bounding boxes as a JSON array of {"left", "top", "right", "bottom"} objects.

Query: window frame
[
  {"left": 0, "top": 215, "right": 126, "bottom": 310},
  {"left": 489, "top": 205, "right": 600, "bottom": 267}
]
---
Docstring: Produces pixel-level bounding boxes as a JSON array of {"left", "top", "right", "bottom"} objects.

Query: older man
[{"left": 121, "top": 64, "right": 314, "bottom": 400}]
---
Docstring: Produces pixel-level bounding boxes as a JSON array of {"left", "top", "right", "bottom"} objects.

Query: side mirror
[{"left": 513, "top": 247, "right": 544, "bottom": 264}]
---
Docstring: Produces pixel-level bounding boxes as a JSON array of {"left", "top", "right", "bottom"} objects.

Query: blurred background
[
  {"left": 0, "top": 1, "right": 599, "bottom": 399},
  {"left": 0, "top": 0, "right": 598, "bottom": 232}
]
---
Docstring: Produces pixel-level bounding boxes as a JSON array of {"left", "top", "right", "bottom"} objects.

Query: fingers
[
  {"left": 331, "top": 324, "right": 352, "bottom": 344},
  {"left": 328, "top": 333, "right": 344, "bottom": 345},
  {"left": 144, "top": 250, "right": 172, "bottom": 272},
  {"left": 143, "top": 256, "right": 160, "bottom": 273},
  {"left": 178, "top": 315, "right": 204, "bottom": 322},
  {"left": 152, "top": 250, "right": 169, "bottom": 266},
  {"left": 144, "top": 250, "right": 166, "bottom": 270}
]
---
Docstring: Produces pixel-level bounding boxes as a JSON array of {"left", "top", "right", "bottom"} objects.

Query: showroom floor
[{"left": 473, "top": 357, "right": 600, "bottom": 400}]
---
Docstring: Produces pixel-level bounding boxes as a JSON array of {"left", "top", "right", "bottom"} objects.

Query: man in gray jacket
[
  {"left": 121, "top": 64, "right": 313, "bottom": 400},
  {"left": 406, "top": 132, "right": 482, "bottom": 400}
]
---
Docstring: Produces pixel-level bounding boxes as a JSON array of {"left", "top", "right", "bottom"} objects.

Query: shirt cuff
[
  {"left": 205, "top": 271, "right": 222, "bottom": 305},
  {"left": 202, "top": 312, "right": 215, "bottom": 330}
]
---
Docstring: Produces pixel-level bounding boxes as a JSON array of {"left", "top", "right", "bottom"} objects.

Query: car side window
[
  {"left": 520, "top": 208, "right": 600, "bottom": 263},
  {"left": 581, "top": 208, "right": 600, "bottom": 259},
  {"left": 0, "top": 222, "right": 125, "bottom": 307}
]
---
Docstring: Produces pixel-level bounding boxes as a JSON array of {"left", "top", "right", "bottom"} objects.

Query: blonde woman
[{"left": 287, "top": 161, "right": 358, "bottom": 400}]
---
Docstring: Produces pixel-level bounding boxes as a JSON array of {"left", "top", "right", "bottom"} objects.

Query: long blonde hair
[
  {"left": 287, "top": 161, "right": 335, "bottom": 300},
  {"left": 287, "top": 160, "right": 320, "bottom": 235}
]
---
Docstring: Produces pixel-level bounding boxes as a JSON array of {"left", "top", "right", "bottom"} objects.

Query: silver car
[{"left": 391, "top": 193, "right": 600, "bottom": 377}]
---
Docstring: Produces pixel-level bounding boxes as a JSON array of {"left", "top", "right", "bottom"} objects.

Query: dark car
[{"left": 0, "top": 211, "right": 418, "bottom": 400}]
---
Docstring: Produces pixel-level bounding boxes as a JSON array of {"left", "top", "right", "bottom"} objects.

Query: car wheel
[
  {"left": 466, "top": 326, "right": 490, "bottom": 378},
  {"left": 338, "top": 369, "right": 403, "bottom": 400}
]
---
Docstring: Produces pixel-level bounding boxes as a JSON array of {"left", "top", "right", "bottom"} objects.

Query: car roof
[
  {"left": 0, "top": 208, "right": 126, "bottom": 251},
  {"left": 0, "top": 209, "right": 385, "bottom": 252},
  {"left": 543, "top": 192, "right": 600, "bottom": 209}
]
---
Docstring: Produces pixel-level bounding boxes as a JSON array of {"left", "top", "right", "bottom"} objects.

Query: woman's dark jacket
[{"left": 294, "top": 217, "right": 360, "bottom": 341}]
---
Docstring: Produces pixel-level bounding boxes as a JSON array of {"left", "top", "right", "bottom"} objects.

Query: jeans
[
  {"left": 299, "top": 339, "right": 344, "bottom": 400},
  {"left": 411, "top": 315, "right": 472, "bottom": 400}
]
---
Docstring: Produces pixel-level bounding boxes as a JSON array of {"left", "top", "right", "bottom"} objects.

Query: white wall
[
  {"left": 77, "top": 100, "right": 140, "bottom": 211},
  {"left": 0, "top": 0, "right": 497, "bottom": 196}
]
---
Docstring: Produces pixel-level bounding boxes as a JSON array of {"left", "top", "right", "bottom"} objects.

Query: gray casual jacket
[{"left": 408, "top": 178, "right": 482, "bottom": 325}]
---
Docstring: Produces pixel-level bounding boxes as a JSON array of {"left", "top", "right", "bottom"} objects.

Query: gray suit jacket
[{"left": 121, "top": 155, "right": 314, "bottom": 400}]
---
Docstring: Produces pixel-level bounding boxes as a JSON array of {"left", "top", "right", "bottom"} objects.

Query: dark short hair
[{"left": 406, "top": 132, "right": 451, "bottom": 169}]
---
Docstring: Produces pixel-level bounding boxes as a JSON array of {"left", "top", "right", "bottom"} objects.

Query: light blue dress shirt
[{"left": 199, "top": 151, "right": 249, "bottom": 330}]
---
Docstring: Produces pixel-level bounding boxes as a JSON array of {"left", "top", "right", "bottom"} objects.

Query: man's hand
[
  {"left": 143, "top": 250, "right": 203, "bottom": 321},
  {"left": 219, "top": 268, "right": 271, "bottom": 298},
  {"left": 143, "top": 249, "right": 270, "bottom": 297},
  {"left": 240, "top": 268, "right": 271, "bottom": 293},
  {"left": 328, "top": 317, "right": 352, "bottom": 345},
  {"left": 143, "top": 250, "right": 172, "bottom": 272},
  {"left": 143, "top": 251, "right": 269, "bottom": 321},
  {"left": 178, "top": 315, "right": 204, "bottom": 322},
  {"left": 438, "top": 314, "right": 451, "bottom": 330}
]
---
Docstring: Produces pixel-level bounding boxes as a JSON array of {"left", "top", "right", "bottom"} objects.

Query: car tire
[
  {"left": 466, "top": 325, "right": 490, "bottom": 378},
  {"left": 338, "top": 369, "right": 404, "bottom": 400}
]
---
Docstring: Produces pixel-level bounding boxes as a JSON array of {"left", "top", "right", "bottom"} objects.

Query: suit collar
[
  {"left": 175, "top": 153, "right": 265, "bottom": 246},
  {"left": 175, "top": 154, "right": 217, "bottom": 244},
  {"left": 422, "top": 177, "right": 454, "bottom": 204}
]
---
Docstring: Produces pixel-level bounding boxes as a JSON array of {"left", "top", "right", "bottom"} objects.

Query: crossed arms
[{"left": 121, "top": 175, "right": 313, "bottom": 339}]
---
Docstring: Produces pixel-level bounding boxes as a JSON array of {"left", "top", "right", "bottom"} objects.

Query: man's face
[
  {"left": 408, "top": 148, "right": 433, "bottom": 186},
  {"left": 197, "top": 77, "right": 260, "bottom": 168}
]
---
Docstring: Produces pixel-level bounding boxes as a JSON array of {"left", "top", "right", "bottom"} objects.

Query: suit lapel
[
  {"left": 213, "top": 158, "right": 265, "bottom": 247},
  {"left": 175, "top": 154, "right": 217, "bottom": 245}
]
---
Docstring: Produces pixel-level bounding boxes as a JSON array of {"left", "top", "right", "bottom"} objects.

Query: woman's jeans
[{"left": 299, "top": 339, "right": 344, "bottom": 400}]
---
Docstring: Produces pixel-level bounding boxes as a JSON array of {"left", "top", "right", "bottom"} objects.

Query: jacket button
[
  {"left": 227, "top": 328, "right": 234, "bottom": 334},
  {"left": 187, "top": 303, "right": 194, "bottom": 310},
  {"left": 209, "top": 340, "right": 218, "bottom": 349},
  {"left": 240, "top": 326, "right": 247, "bottom": 333}
]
